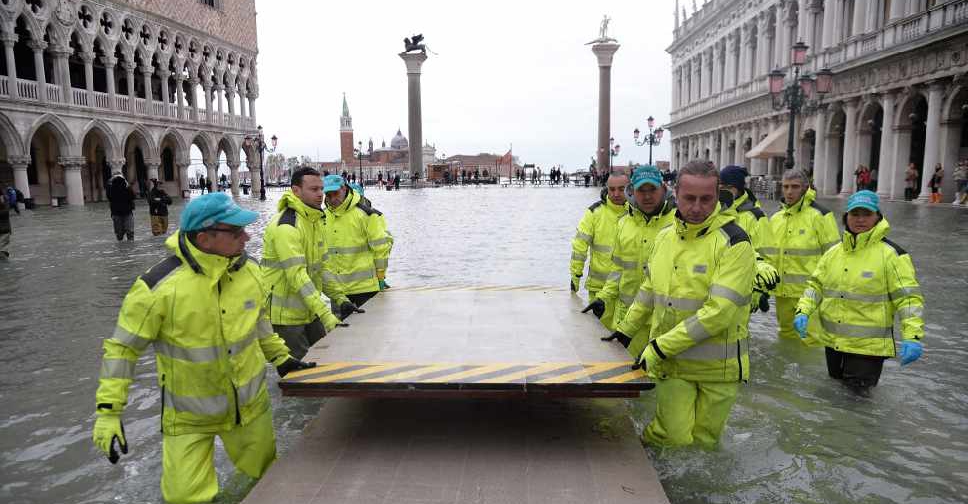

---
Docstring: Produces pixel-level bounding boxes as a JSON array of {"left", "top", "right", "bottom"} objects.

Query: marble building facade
[
  {"left": 0, "top": 0, "right": 261, "bottom": 206},
  {"left": 666, "top": 0, "right": 968, "bottom": 201}
]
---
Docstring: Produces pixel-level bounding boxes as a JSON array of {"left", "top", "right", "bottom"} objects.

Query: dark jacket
[
  {"left": 107, "top": 176, "right": 135, "bottom": 216},
  {"left": 0, "top": 194, "right": 11, "bottom": 234},
  {"left": 148, "top": 187, "right": 172, "bottom": 216}
]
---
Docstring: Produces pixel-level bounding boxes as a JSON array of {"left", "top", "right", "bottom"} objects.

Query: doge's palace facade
[
  {"left": 0, "top": 0, "right": 262, "bottom": 206},
  {"left": 667, "top": 0, "right": 968, "bottom": 202}
]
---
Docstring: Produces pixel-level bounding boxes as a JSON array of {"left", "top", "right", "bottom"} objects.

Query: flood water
[{"left": 1, "top": 184, "right": 966, "bottom": 503}]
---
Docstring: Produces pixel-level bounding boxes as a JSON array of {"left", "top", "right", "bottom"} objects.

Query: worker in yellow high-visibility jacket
[
  {"left": 763, "top": 169, "right": 840, "bottom": 340},
  {"left": 92, "top": 193, "right": 315, "bottom": 504},
  {"left": 587, "top": 165, "right": 674, "bottom": 336},
  {"left": 794, "top": 190, "right": 924, "bottom": 395},
  {"left": 570, "top": 172, "right": 629, "bottom": 325},
  {"left": 323, "top": 174, "right": 393, "bottom": 309},
  {"left": 605, "top": 160, "right": 755, "bottom": 449}
]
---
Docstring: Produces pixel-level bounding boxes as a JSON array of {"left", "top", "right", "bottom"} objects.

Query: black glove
[
  {"left": 339, "top": 301, "right": 365, "bottom": 320},
  {"left": 757, "top": 289, "right": 771, "bottom": 313},
  {"left": 570, "top": 275, "right": 580, "bottom": 292},
  {"left": 601, "top": 331, "right": 631, "bottom": 348},
  {"left": 276, "top": 358, "right": 317, "bottom": 377},
  {"left": 581, "top": 299, "right": 606, "bottom": 319},
  {"left": 631, "top": 353, "right": 645, "bottom": 371}
]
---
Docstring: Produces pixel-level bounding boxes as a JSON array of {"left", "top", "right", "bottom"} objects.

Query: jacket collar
[
  {"left": 278, "top": 190, "right": 324, "bottom": 222},
  {"left": 674, "top": 202, "right": 730, "bottom": 240},
  {"left": 842, "top": 216, "right": 890, "bottom": 252},
  {"left": 328, "top": 188, "right": 361, "bottom": 217},
  {"left": 624, "top": 184, "right": 674, "bottom": 221},
  {"left": 781, "top": 187, "right": 817, "bottom": 214}
]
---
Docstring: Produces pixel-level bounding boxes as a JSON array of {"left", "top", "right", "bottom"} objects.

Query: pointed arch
[
  {"left": 0, "top": 111, "right": 25, "bottom": 158},
  {"left": 189, "top": 130, "right": 216, "bottom": 164},
  {"left": 216, "top": 135, "right": 240, "bottom": 164},
  {"left": 121, "top": 123, "right": 157, "bottom": 160},
  {"left": 158, "top": 127, "right": 190, "bottom": 165},
  {"left": 79, "top": 119, "right": 121, "bottom": 160},
  {"left": 25, "top": 113, "right": 77, "bottom": 157}
]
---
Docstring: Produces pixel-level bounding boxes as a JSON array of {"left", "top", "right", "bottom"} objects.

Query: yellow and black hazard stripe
[{"left": 281, "top": 361, "right": 649, "bottom": 390}]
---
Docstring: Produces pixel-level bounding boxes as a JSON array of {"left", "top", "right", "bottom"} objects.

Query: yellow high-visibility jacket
[
  {"left": 796, "top": 218, "right": 924, "bottom": 357},
  {"left": 726, "top": 189, "right": 773, "bottom": 259},
  {"left": 764, "top": 188, "right": 840, "bottom": 298},
  {"left": 618, "top": 204, "right": 755, "bottom": 382},
  {"left": 598, "top": 193, "right": 676, "bottom": 332},
  {"left": 570, "top": 190, "right": 628, "bottom": 293},
  {"left": 95, "top": 232, "right": 292, "bottom": 435},
  {"left": 324, "top": 190, "right": 393, "bottom": 295},
  {"left": 262, "top": 191, "right": 345, "bottom": 329}
]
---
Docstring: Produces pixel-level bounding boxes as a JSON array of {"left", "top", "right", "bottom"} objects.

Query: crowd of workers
[
  {"left": 573, "top": 162, "right": 925, "bottom": 449},
  {"left": 90, "top": 168, "right": 391, "bottom": 503}
]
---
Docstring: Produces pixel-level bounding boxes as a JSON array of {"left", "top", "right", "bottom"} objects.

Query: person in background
[
  {"left": 904, "top": 163, "right": 919, "bottom": 201},
  {"left": 794, "top": 191, "right": 924, "bottom": 396},
  {"left": 107, "top": 171, "right": 136, "bottom": 241},
  {"left": 570, "top": 172, "right": 629, "bottom": 317},
  {"left": 0, "top": 190, "right": 11, "bottom": 259},
  {"left": 5, "top": 185, "right": 19, "bottom": 215},
  {"left": 952, "top": 160, "right": 968, "bottom": 206},
  {"left": 148, "top": 180, "right": 173, "bottom": 236},
  {"left": 929, "top": 163, "right": 944, "bottom": 203}
]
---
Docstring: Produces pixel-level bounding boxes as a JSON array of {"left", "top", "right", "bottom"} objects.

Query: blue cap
[
  {"left": 348, "top": 182, "right": 364, "bottom": 196},
  {"left": 323, "top": 174, "right": 345, "bottom": 192},
  {"left": 846, "top": 190, "right": 880, "bottom": 213},
  {"left": 720, "top": 165, "right": 748, "bottom": 191},
  {"left": 631, "top": 165, "right": 663, "bottom": 189},
  {"left": 180, "top": 192, "right": 259, "bottom": 231}
]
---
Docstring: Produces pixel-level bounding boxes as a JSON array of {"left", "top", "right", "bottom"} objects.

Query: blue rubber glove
[
  {"left": 379, "top": 279, "right": 389, "bottom": 290},
  {"left": 899, "top": 341, "right": 923, "bottom": 366},
  {"left": 793, "top": 313, "right": 809, "bottom": 339}
]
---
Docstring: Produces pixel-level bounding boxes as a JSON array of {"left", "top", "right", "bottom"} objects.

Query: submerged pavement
[{"left": 0, "top": 185, "right": 965, "bottom": 503}]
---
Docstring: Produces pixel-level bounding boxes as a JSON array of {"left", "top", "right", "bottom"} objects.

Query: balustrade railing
[
  {"left": 72, "top": 88, "right": 88, "bottom": 107},
  {"left": 93, "top": 91, "right": 110, "bottom": 109},
  {"left": 46, "top": 84, "right": 61, "bottom": 103},
  {"left": 134, "top": 98, "right": 147, "bottom": 115},
  {"left": 0, "top": 79, "right": 7, "bottom": 96},
  {"left": 116, "top": 95, "right": 129, "bottom": 112}
]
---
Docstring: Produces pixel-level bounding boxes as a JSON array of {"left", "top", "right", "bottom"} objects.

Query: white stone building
[
  {"left": 666, "top": 0, "right": 968, "bottom": 201},
  {"left": 0, "top": 0, "right": 262, "bottom": 206}
]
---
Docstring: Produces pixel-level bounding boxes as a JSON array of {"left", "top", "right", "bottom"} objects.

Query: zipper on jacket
[
  {"left": 159, "top": 374, "right": 166, "bottom": 433},
  {"left": 268, "top": 286, "right": 274, "bottom": 319},
  {"left": 736, "top": 340, "right": 744, "bottom": 383},
  {"left": 233, "top": 386, "right": 241, "bottom": 425}
]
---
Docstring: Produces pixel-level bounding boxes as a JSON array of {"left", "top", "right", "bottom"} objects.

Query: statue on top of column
[
  {"left": 586, "top": 15, "right": 617, "bottom": 44},
  {"left": 403, "top": 34, "right": 426, "bottom": 54}
]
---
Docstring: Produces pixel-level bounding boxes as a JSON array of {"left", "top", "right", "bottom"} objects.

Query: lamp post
[
  {"left": 243, "top": 125, "right": 277, "bottom": 200},
  {"left": 633, "top": 115, "right": 664, "bottom": 165},
  {"left": 768, "top": 42, "right": 833, "bottom": 171},
  {"left": 608, "top": 137, "right": 621, "bottom": 173},
  {"left": 353, "top": 141, "right": 364, "bottom": 184}
]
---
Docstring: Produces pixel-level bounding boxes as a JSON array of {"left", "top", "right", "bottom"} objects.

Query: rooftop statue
[
  {"left": 585, "top": 15, "right": 618, "bottom": 45},
  {"left": 403, "top": 34, "right": 426, "bottom": 54}
]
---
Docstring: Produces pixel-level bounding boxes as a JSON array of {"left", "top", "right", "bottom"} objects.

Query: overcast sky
[{"left": 253, "top": 0, "right": 677, "bottom": 170}]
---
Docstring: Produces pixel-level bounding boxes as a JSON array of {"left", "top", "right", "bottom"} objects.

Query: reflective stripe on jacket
[
  {"left": 726, "top": 189, "right": 773, "bottom": 260},
  {"left": 765, "top": 188, "right": 840, "bottom": 298},
  {"left": 262, "top": 191, "right": 345, "bottom": 328},
  {"left": 598, "top": 189, "right": 676, "bottom": 333},
  {"left": 618, "top": 204, "right": 755, "bottom": 383},
  {"left": 796, "top": 217, "right": 924, "bottom": 357},
  {"left": 95, "top": 232, "right": 292, "bottom": 435},
  {"left": 324, "top": 190, "right": 393, "bottom": 295},
  {"left": 570, "top": 190, "right": 628, "bottom": 293}
]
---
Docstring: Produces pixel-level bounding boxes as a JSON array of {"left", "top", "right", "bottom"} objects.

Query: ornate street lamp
[
  {"left": 633, "top": 115, "right": 664, "bottom": 165},
  {"left": 769, "top": 42, "right": 832, "bottom": 171},
  {"left": 243, "top": 125, "right": 278, "bottom": 200},
  {"left": 609, "top": 137, "right": 621, "bottom": 173}
]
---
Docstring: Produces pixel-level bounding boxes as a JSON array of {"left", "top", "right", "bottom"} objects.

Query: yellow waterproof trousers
[
  {"left": 776, "top": 296, "right": 822, "bottom": 346},
  {"left": 643, "top": 378, "right": 739, "bottom": 449},
  {"left": 161, "top": 409, "right": 276, "bottom": 504},
  {"left": 588, "top": 289, "right": 616, "bottom": 331}
]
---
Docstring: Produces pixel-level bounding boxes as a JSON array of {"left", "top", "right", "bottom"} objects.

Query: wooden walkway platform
[{"left": 245, "top": 286, "right": 667, "bottom": 504}]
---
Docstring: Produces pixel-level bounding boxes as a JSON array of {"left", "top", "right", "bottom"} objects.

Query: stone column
[
  {"left": 10, "top": 156, "right": 31, "bottom": 200},
  {"left": 214, "top": 83, "right": 225, "bottom": 124},
  {"left": 798, "top": 0, "right": 810, "bottom": 42},
  {"left": 917, "top": 82, "right": 945, "bottom": 202},
  {"left": 80, "top": 50, "right": 95, "bottom": 105},
  {"left": 832, "top": 0, "right": 845, "bottom": 47},
  {"left": 60, "top": 157, "right": 86, "bottom": 206},
  {"left": 757, "top": 13, "right": 770, "bottom": 76},
  {"left": 876, "top": 91, "right": 896, "bottom": 198},
  {"left": 852, "top": 0, "right": 867, "bottom": 37},
  {"left": 822, "top": 0, "right": 837, "bottom": 49},
  {"left": 239, "top": 83, "right": 248, "bottom": 119},
  {"left": 145, "top": 161, "right": 159, "bottom": 182},
  {"left": 177, "top": 162, "right": 190, "bottom": 197},
  {"left": 141, "top": 66, "right": 154, "bottom": 113},
  {"left": 734, "top": 127, "right": 745, "bottom": 165},
  {"left": 158, "top": 69, "right": 170, "bottom": 117},
  {"left": 188, "top": 78, "right": 200, "bottom": 121},
  {"left": 122, "top": 60, "right": 136, "bottom": 102},
  {"left": 750, "top": 121, "right": 764, "bottom": 174},
  {"left": 691, "top": 55, "right": 701, "bottom": 102},
  {"left": 102, "top": 55, "right": 116, "bottom": 110},
  {"left": 227, "top": 160, "right": 240, "bottom": 195},
  {"left": 400, "top": 51, "right": 430, "bottom": 179},
  {"left": 781, "top": 13, "right": 794, "bottom": 68},
  {"left": 205, "top": 160, "right": 218, "bottom": 192},
  {"left": 840, "top": 98, "right": 859, "bottom": 195},
  {"left": 720, "top": 129, "right": 730, "bottom": 166},
  {"left": 247, "top": 91, "right": 258, "bottom": 123},
  {"left": 50, "top": 46, "right": 72, "bottom": 104},
  {"left": 175, "top": 75, "right": 185, "bottom": 119},
  {"left": 739, "top": 23, "right": 751, "bottom": 83},
  {"left": 1, "top": 34, "right": 18, "bottom": 98},
  {"left": 725, "top": 33, "right": 737, "bottom": 89},
  {"left": 711, "top": 45, "right": 722, "bottom": 95},
  {"left": 249, "top": 154, "right": 262, "bottom": 198},
  {"left": 29, "top": 40, "right": 47, "bottom": 102},
  {"left": 226, "top": 88, "right": 236, "bottom": 115},
  {"left": 702, "top": 49, "right": 713, "bottom": 99},
  {"left": 889, "top": 0, "right": 906, "bottom": 21},
  {"left": 814, "top": 108, "right": 829, "bottom": 190},
  {"left": 202, "top": 80, "right": 213, "bottom": 123}
]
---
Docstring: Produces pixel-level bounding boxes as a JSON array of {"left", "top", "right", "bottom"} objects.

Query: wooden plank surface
[
  {"left": 243, "top": 397, "right": 670, "bottom": 504},
  {"left": 279, "top": 286, "right": 652, "bottom": 398}
]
